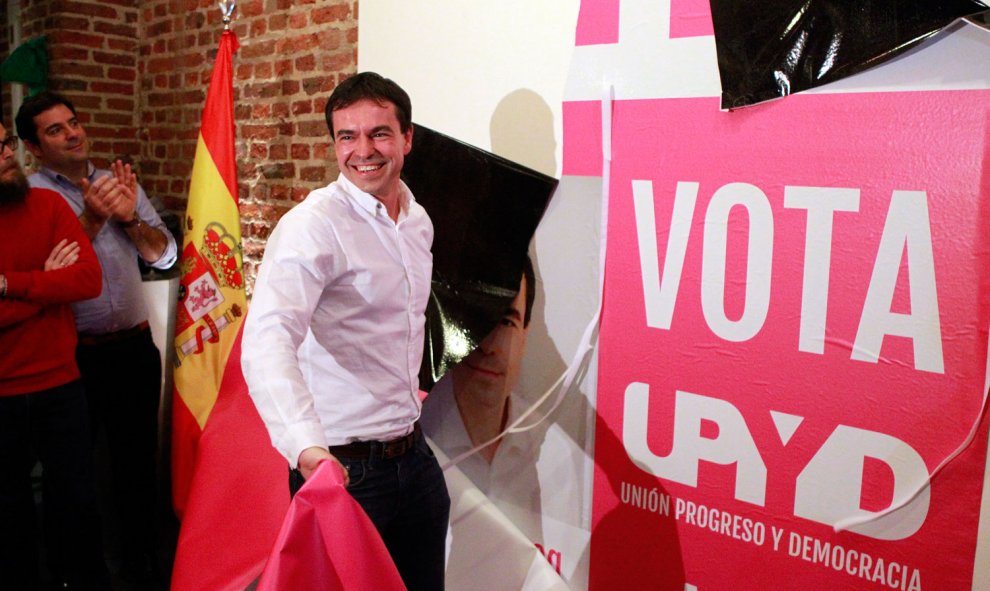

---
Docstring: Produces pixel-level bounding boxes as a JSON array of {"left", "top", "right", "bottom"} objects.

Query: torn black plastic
[
  {"left": 711, "top": 0, "right": 990, "bottom": 109},
  {"left": 402, "top": 124, "right": 557, "bottom": 392}
]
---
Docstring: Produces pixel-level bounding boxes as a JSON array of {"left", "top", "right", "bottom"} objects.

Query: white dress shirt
[
  {"left": 421, "top": 377, "right": 544, "bottom": 533},
  {"left": 243, "top": 173, "right": 433, "bottom": 467}
]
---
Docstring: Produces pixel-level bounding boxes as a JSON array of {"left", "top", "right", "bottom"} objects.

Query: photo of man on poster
[{"left": 422, "top": 256, "right": 588, "bottom": 581}]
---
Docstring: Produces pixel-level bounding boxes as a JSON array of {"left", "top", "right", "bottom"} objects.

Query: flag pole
[
  {"left": 171, "top": 3, "right": 288, "bottom": 588},
  {"left": 220, "top": 1, "right": 236, "bottom": 30}
]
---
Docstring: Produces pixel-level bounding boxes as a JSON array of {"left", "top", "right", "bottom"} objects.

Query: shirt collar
[
  {"left": 38, "top": 161, "right": 96, "bottom": 187},
  {"left": 336, "top": 172, "right": 414, "bottom": 222},
  {"left": 501, "top": 398, "right": 542, "bottom": 456},
  {"left": 428, "top": 378, "right": 537, "bottom": 458},
  {"left": 424, "top": 379, "right": 474, "bottom": 454}
]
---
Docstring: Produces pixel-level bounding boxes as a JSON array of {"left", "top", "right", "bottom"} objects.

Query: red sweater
[{"left": 0, "top": 187, "right": 102, "bottom": 396}]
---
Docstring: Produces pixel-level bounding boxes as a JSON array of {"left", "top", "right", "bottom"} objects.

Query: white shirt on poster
[{"left": 421, "top": 376, "right": 590, "bottom": 585}]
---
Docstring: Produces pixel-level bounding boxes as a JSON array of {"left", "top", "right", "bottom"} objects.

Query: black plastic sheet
[
  {"left": 711, "top": 0, "right": 990, "bottom": 109},
  {"left": 402, "top": 124, "right": 557, "bottom": 391},
  {"left": 967, "top": 10, "right": 990, "bottom": 29}
]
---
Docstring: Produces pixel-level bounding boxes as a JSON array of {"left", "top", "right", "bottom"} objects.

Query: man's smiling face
[
  {"left": 331, "top": 98, "right": 412, "bottom": 205},
  {"left": 27, "top": 104, "right": 89, "bottom": 170},
  {"left": 452, "top": 276, "right": 530, "bottom": 412}
]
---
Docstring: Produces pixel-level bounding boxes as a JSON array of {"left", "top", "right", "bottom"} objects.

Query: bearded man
[{"left": 0, "top": 121, "right": 111, "bottom": 590}]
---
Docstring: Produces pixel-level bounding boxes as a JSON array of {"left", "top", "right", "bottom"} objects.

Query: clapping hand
[
  {"left": 79, "top": 161, "right": 138, "bottom": 225},
  {"left": 109, "top": 160, "right": 139, "bottom": 223},
  {"left": 79, "top": 175, "right": 122, "bottom": 224}
]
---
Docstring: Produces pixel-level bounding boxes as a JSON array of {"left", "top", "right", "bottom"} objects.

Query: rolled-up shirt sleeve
[
  {"left": 136, "top": 184, "right": 178, "bottom": 269},
  {"left": 242, "top": 208, "right": 335, "bottom": 468}
]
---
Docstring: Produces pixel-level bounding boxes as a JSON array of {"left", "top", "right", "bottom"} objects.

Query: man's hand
[
  {"left": 44, "top": 239, "right": 80, "bottom": 271},
  {"left": 79, "top": 175, "right": 122, "bottom": 224},
  {"left": 109, "top": 160, "right": 139, "bottom": 223},
  {"left": 297, "top": 446, "right": 349, "bottom": 485},
  {"left": 111, "top": 159, "right": 139, "bottom": 195}
]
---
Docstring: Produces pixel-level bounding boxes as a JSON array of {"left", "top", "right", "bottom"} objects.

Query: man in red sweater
[{"left": 0, "top": 122, "right": 112, "bottom": 590}]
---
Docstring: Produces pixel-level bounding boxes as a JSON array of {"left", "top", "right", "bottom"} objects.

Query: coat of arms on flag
[{"left": 175, "top": 221, "right": 244, "bottom": 363}]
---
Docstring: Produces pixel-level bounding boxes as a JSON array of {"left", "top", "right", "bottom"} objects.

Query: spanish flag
[{"left": 170, "top": 30, "right": 288, "bottom": 590}]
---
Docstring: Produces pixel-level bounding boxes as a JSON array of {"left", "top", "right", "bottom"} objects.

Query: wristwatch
[{"left": 120, "top": 216, "right": 143, "bottom": 229}]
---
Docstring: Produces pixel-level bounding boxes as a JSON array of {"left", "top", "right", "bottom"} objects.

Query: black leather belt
[
  {"left": 78, "top": 320, "right": 150, "bottom": 347},
  {"left": 328, "top": 423, "right": 421, "bottom": 460}
]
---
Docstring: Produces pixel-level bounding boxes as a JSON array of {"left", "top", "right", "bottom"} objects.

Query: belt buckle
[
  {"left": 383, "top": 432, "right": 413, "bottom": 459},
  {"left": 383, "top": 440, "right": 404, "bottom": 459}
]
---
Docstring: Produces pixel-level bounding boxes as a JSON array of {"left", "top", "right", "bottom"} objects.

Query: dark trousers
[
  {"left": 0, "top": 380, "right": 111, "bottom": 590},
  {"left": 290, "top": 435, "right": 451, "bottom": 591},
  {"left": 76, "top": 327, "right": 162, "bottom": 574}
]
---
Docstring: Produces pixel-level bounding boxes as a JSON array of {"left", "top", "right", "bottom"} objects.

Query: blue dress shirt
[{"left": 28, "top": 164, "right": 178, "bottom": 336}]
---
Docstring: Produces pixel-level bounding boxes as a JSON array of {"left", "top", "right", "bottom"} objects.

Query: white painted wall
[{"left": 359, "top": 1, "right": 580, "bottom": 177}]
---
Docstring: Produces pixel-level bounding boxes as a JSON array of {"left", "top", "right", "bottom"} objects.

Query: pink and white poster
[
  {"left": 588, "top": 90, "right": 990, "bottom": 590},
  {"left": 564, "top": 0, "right": 990, "bottom": 586},
  {"left": 360, "top": 0, "right": 990, "bottom": 588}
]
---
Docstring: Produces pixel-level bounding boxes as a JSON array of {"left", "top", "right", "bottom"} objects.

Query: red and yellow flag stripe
[{"left": 171, "top": 29, "right": 243, "bottom": 517}]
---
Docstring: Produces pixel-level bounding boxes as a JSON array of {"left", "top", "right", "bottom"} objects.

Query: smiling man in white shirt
[{"left": 243, "top": 72, "right": 449, "bottom": 591}]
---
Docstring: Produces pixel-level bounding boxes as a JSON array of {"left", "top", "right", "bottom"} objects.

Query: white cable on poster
[
  {"left": 834, "top": 326, "right": 990, "bottom": 532},
  {"left": 443, "top": 82, "right": 615, "bottom": 471}
]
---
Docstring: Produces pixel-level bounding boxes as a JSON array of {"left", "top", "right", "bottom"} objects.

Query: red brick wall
[
  {"left": 138, "top": 0, "right": 358, "bottom": 290},
  {"left": 0, "top": 3, "right": 9, "bottom": 127},
  {"left": 3, "top": 0, "right": 358, "bottom": 292},
  {"left": 16, "top": 0, "right": 141, "bottom": 165}
]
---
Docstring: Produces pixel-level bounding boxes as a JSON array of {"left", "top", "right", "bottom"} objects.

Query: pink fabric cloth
[
  {"left": 257, "top": 461, "right": 406, "bottom": 591},
  {"left": 170, "top": 329, "right": 289, "bottom": 591}
]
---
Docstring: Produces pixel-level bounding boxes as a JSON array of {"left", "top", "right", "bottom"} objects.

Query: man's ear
[
  {"left": 403, "top": 126, "right": 413, "bottom": 155},
  {"left": 24, "top": 140, "right": 43, "bottom": 159}
]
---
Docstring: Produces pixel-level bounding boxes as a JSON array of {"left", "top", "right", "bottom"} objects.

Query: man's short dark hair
[
  {"left": 15, "top": 91, "right": 77, "bottom": 146},
  {"left": 324, "top": 72, "right": 412, "bottom": 138},
  {"left": 522, "top": 256, "right": 535, "bottom": 328}
]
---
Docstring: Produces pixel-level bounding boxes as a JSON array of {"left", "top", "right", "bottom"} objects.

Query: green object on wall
[{"left": 1, "top": 36, "right": 48, "bottom": 95}]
